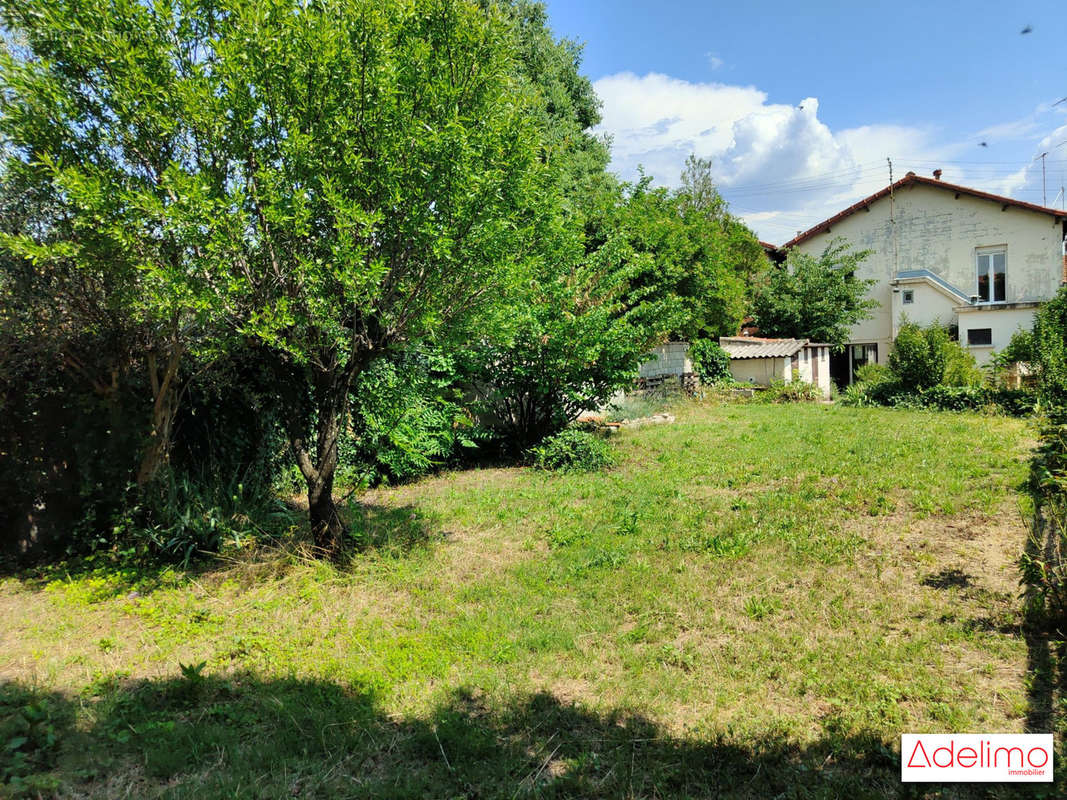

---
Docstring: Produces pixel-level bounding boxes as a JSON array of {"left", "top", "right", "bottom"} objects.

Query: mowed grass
[{"left": 0, "top": 403, "right": 1047, "bottom": 798}]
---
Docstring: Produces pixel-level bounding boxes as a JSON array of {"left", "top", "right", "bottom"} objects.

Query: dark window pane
[
  {"left": 967, "top": 328, "right": 993, "bottom": 346},
  {"left": 993, "top": 254, "right": 1006, "bottom": 301}
]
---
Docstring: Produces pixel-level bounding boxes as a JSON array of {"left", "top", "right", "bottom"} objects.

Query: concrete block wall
[{"left": 639, "top": 342, "right": 693, "bottom": 379}]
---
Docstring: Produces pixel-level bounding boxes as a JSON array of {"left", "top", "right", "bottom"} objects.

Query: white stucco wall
[
  {"left": 890, "top": 281, "right": 963, "bottom": 333},
  {"left": 729, "top": 357, "right": 791, "bottom": 386},
  {"left": 792, "top": 180, "right": 1066, "bottom": 365},
  {"left": 956, "top": 306, "right": 1038, "bottom": 365}
]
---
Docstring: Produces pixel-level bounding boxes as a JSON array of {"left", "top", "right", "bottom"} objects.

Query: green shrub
[
  {"left": 839, "top": 381, "right": 1033, "bottom": 417},
  {"left": 839, "top": 382, "right": 875, "bottom": 407},
  {"left": 0, "top": 684, "right": 71, "bottom": 787},
  {"left": 989, "top": 329, "right": 1035, "bottom": 387},
  {"left": 941, "top": 340, "right": 984, "bottom": 387},
  {"left": 1033, "top": 288, "right": 1067, "bottom": 409},
  {"left": 120, "top": 472, "right": 296, "bottom": 565},
  {"left": 1023, "top": 410, "right": 1067, "bottom": 630},
  {"left": 527, "top": 428, "right": 614, "bottom": 472},
  {"left": 887, "top": 322, "right": 947, "bottom": 391},
  {"left": 687, "top": 339, "right": 732, "bottom": 383},
  {"left": 1023, "top": 291, "right": 1067, "bottom": 632},
  {"left": 346, "top": 349, "right": 479, "bottom": 486},
  {"left": 990, "top": 388, "right": 1037, "bottom": 417},
  {"left": 759, "top": 379, "right": 822, "bottom": 403},
  {"left": 853, "top": 362, "right": 891, "bottom": 384},
  {"left": 913, "top": 385, "right": 990, "bottom": 412}
]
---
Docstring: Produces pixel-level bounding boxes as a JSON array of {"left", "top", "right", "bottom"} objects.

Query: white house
[
  {"left": 719, "top": 337, "right": 832, "bottom": 398},
  {"left": 780, "top": 172, "right": 1067, "bottom": 385}
]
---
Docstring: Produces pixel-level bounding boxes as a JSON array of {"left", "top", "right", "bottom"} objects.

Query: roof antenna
[
  {"left": 1035, "top": 152, "right": 1048, "bottom": 206},
  {"left": 888, "top": 157, "right": 899, "bottom": 276}
]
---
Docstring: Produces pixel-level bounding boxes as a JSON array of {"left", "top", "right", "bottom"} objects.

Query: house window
[
  {"left": 851, "top": 343, "right": 878, "bottom": 379},
  {"left": 902, "top": 289, "right": 914, "bottom": 305},
  {"left": 976, "top": 249, "right": 1006, "bottom": 303},
  {"left": 967, "top": 328, "right": 993, "bottom": 346}
]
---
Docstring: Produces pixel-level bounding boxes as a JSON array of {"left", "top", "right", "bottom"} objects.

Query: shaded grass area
[
  {"left": 0, "top": 403, "right": 1048, "bottom": 797},
  {"left": 2, "top": 676, "right": 905, "bottom": 799}
]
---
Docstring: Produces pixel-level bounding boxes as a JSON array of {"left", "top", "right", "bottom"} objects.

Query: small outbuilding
[{"left": 719, "top": 337, "right": 832, "bottom": 398}]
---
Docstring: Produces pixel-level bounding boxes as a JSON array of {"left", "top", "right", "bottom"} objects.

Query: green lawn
[{"left": 0, "top": 402, "right": 1049, "bottom": 798}]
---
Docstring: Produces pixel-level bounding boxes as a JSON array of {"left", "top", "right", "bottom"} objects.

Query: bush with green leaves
[
  {"left": 840, "top": 381, "right": 1032, "bottom": 417},
  {"left": 839, "top": 382, "right": 876, "bottom": 408},
  {"left": 1033, "top": 287, "right": 1067, "bottom": 409},
  {"left": 1023, "top": 290, "right": 1067, "bottom": 632},
  {"left": 0, "top": 683, "right": 70, "bottom": 789},
  {"left": 853, "top": 362, "right": 891, "bottom": 385},
  {"left": 527, "top": 428, "right": 614, "bottom": 472},
  {"left": 466, "top": 235, "right": 654, "bottom": 451},
  {"left": 1023, "top": 409, "right": 1067, "bottom": 632},
  {"left": 910, "top": 385, "right": 990, "bottom": 412},
  {"left": 758, "top": 379, "right": 822, "bottom": 404},
  {"left": 119, "top": 471, "right": 295, "bottom": 565},
  {"left": 687, "top": 339, "right": 732, "bottom": 383},
  {"left": 989, "top": 329, "right": 1035, "bottom": 387},
  {"left": 887, "top": 322, "right": 948, "bottom": 391},
  {"left": 345, "top": 349, "right": 480, "bottom": 486},
  {"left": 942, "top": 339, "right": 984, "bottom": 387}
]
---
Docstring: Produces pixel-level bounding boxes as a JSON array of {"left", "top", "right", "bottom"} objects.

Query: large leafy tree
[
  {"left": 607, "top": 165, "right": 767, "bottom": 343},
  {"left": 487, "top": 0, "right": 610, "bottom": 201},
  {"left": 1, "top": 0, "right": 552, "bottom": 555},
  {"left": 466, "top": 226, "right": 655, "bottom": 448},
  {"left": 752, "top": 239, "right": 878, "bottom": 347}
]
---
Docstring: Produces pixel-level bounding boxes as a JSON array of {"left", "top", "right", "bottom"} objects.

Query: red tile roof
[{"left": 778, "top": 173, "right": 1067, "bottom": 250}]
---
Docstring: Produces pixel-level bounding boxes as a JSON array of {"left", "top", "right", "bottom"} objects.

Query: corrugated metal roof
[{"left": 719, "top": 337, "right": 806, "bottom": 359}]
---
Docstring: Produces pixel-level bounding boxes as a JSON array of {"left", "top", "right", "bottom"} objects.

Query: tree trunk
[
  {"left": 136, "top": 342, "right": 184, "bottom": 487},
  {"left": 289, "top": 357, "right": 359, "bottom": 560},
  {"left": 308, "top": 470, "right": 344, "bottom": 555}
]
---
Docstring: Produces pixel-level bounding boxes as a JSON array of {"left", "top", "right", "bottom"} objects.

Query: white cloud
[
  {"left": 592, "top": 72, "right": 1067, "bottom": 242},
  {"left": 998, "top": 122, "right": 1067, "bottom": 205},
  {"left": 706, "top": 53, "right": 724, "bottom": 71},
  {"left": 592, "top": 72, "right": 958, "bottom": 241}
]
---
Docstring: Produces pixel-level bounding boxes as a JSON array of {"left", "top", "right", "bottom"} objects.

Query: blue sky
[{"left": 543, "top": 0, "right": 1067, "bottom": 243}]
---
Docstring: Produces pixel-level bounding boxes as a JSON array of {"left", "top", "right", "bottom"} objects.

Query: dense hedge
[
  {"left": 846, "top": 381, "right": 1035, "bottom": 416},
  {"left": 1023, "top": 288, "right": 1067, "bottom": 631},
  {"left": 841, "top": 320, "right": 1035, "bottom": 416}
]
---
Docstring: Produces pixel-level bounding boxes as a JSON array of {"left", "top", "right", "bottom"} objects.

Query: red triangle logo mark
[{"left": 908, "top": 740, "right": 931, "bottom": 768}]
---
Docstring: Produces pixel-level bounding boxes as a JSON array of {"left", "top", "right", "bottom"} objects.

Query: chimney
[{"left": 933, "top": 169, "right": 942, "bottom": 181}]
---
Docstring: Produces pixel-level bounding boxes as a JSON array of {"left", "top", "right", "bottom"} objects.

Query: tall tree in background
[
  {"left": 607, "top": 159, "right": 769, "bottom": 343},
  {"left": 0, "top": 0, "right": 554, "bottom": 556},
  {"left": 751, "top": 239, "right": 878, "bottom": 347},
  {"left": 488, "top": 0, "right": 611, "bottom": 201}
]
